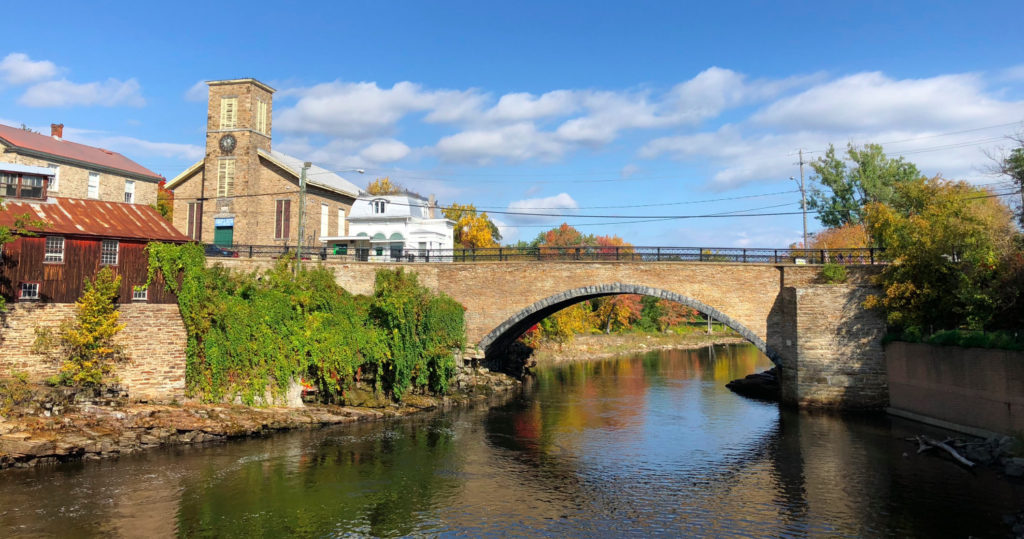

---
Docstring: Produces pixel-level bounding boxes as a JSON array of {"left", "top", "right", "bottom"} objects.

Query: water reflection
[{"left": 0, "top": 344, "right": 1021, "bottom": 537}]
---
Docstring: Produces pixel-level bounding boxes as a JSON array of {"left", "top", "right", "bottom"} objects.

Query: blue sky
[{"left": 2, "top": 0, "right": 1023, "bottom": 247}]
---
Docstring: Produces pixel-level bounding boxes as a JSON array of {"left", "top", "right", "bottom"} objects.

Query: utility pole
[
  {"left": 296, "top": 161, "right": 311, "bottom": 274},
  {"left": 792, "top": 148, "right": 808, "bottom": 249}
]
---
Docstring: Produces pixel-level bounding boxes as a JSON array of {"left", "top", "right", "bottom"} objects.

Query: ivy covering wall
[{"left": 145, "top": 243, "right": 465, "bottom": 404}]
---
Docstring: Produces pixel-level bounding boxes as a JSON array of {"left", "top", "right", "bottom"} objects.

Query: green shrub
[
  {"left": 821, "top": 263, "right": 848, "bottom": 284},
  {"left": 145, "top": 244, "right": 465, "bottom": 404},
  {"left": 0, "top": 371, "right": 32, "bottom": 415}
]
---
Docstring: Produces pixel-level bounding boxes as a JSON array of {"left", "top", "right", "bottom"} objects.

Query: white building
[{"left": 321, "top": 194, "right": 454, "bottom": 261}]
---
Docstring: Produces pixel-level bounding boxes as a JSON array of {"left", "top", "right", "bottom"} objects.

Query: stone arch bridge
[{"left": 214, "top": 259, "right": 888, "bottom": 410}]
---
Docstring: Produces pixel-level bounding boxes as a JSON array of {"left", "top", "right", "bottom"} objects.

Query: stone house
[
  {"left": 322, "top": 194, "right": 454, "bottom": 261},
  {"left": 0, "top": 122, "right": 163, "bottom": 206},
  {"left": 166, "top": 78, "right": 363, "bottom": 247}
]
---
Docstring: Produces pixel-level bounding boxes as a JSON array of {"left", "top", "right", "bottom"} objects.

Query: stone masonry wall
[
  {"left": 0, "top": 303, "right": 186, "bottom": 402},
  {"left": 779, "top": 285, "right": 888, "bottom": 409}
]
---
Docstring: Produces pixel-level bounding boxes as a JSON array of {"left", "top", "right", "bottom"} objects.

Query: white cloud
[
  {"left": 0, "top": 53, "right": 59, "bottom": 85},
  {"left": 481, "top": 90, "right": 580, "bottom": 123},
  {"left": 436, "top": 123, "right": 568, "bottom": 163},
  {"left": 505, "top": 192, "right": 578, "bottom": 224},
  {"left": 276, "top": 80, "right": 483, "bottom": 138},
  {"left": 184, "top": 80, "right": 207, "bottom": 102},
  {"left": 752, "top": 71, "right": 1024, "bottom": 131},
  {"left": 359, "top": 139, "right": 411, "bottom": 163},
  {"left": 19, "top": 78, "right": 145, "bottom": 107},
  {"left": 62, "top": 127, "right": 203, "bottom": 161},
  {"left": 641, "top": 69, "right": 1024, "bottom": 189},
  {"left": 490, "top": 216, "right": 520, "bottom": 244}
]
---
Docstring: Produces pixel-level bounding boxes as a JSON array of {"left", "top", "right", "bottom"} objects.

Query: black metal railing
[{"left": 202, "top": 244, "right": 886, "bottom": 265}]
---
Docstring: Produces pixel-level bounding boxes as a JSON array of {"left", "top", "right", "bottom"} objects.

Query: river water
[{"left": 1, "top": 343, "right": 1022, "bottom": 537}]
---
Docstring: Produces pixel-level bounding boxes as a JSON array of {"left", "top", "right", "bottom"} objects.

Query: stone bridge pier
[{"left": 213, "top": 259, "right": 889, "bottom": 410}]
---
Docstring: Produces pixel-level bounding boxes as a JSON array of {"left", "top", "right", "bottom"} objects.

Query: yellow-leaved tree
[
  {"left": 36, "top": 267, "right": 127, "bottom": 385},
  {"left": 366, "top": 177, "right": 404, "bottom": 195},
  {"left": 443, "top": 203, "right": 501, "bottom": 248}
]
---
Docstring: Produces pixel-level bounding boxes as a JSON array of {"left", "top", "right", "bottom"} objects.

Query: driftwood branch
[{"left": 914, "top": 435, "right": 975, "bottom": 468}]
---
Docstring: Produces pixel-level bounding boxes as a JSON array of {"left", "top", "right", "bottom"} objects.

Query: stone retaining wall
[
  {"left": 887, "top": 342, "right": 1024, "bottom": 434},
  {"left": 0, "top": 303, "right": 186, "bottom": 402}
]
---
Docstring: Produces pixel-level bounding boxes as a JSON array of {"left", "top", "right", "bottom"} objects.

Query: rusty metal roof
[
  {"left": 0, "top": 123, "right": 163, "bottom": 182},
  {"left": 0, "top": 197, "right": 188, "bottom": 242}
]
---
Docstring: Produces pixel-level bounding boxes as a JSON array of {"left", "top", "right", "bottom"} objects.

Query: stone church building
[{"left": 166, "top": 78, "right": 363, "bottom": 247}]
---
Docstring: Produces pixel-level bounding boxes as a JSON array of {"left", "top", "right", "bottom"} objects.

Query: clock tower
[{"left": 202, "top": 78, "right": 275, "bottom": 245}]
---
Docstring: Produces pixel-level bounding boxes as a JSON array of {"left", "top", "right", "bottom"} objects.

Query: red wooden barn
[{"left": 0, "top": 197, "right": 188, "bottom": 304}]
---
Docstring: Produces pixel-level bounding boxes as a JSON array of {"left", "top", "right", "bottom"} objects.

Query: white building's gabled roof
[
  {"left": 348, "top": 194, "right": 439, "bottom": 220},
  {"left": 259, "top": 149, "right": 363, "bottom": 198}
]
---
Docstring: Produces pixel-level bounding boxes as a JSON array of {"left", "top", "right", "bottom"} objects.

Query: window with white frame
[
  {"left": 256, "top": 99, "right": 268, "bottom": 134},
  {"left": 19, "top": 282, "right": 39, "bottom": 300},
  {"left": 88, "top": 172, "right": 100, "bottom": 199},
  {"left": 220, "top": 97, "right": 238, "bottom": 129},
  {"left": 372, "top": 200, "right": 386, "bottom": 214},
  {"left": 47, "top": 164, "right": 60, "bottom": 191},
  {"left": 217, "top": 159, "right": 235, "bottom": 198},
  {"left": 44, "top": 236, "right": 64, "bottom": 263},
  {"left": 337, "top": 208, "right": 345, "bottom": 236},
  {"left": 320, "top": 203, "right": 329, "bottom": 237},
  {"left": 101, "top": 239, "right": 119, "bottom": 265},
  {"left": 132, "top": 287, "right": 148, "bottom": 301},
  {"left": 124, "top": 180, "right": 135, "bottom": 203}
]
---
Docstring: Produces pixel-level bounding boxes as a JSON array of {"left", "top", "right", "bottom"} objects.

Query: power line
[{"left": 799, "top": 121, "right": 1023, "bottom": 156}]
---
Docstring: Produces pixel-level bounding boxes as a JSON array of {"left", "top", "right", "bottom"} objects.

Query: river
[{"left": 1, "top": 343, "right": 1021, "bottom": 537}]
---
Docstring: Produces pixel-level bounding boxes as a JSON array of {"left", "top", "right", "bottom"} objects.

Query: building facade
[
  {"left": 167, "top": 78, "right": 362, "bottom": 247},
  {"left": 322, "top": 194, "right": 454, "bottom": 261},
  {"left": 0, "top": 123, "right": 162, "bottom": 206},
  {"left": 0, "top": 198, "right": 188, "bottom": 304}
]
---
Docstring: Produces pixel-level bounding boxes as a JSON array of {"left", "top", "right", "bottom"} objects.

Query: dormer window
[
  {"left": 1, "top": 171, "right": 48, "bottom": 200},
  {"left": 372, "top": 199, "right": 386, "bottom": 214}
]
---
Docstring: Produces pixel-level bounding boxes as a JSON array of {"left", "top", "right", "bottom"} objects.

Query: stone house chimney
[
  {"left": 50, "top": 123, "right": 63, "bottom": 139},
  {"left": 428, "top": 194, "right": 436, "bottom": 218}
]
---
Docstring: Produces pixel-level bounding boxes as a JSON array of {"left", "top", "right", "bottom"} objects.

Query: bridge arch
[{"left": 478, "top": 282, "right": 780, "bottom": 364}]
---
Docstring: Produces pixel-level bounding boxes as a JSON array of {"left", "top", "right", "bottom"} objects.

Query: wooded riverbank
[{"left": 526, "top": 332, "right": 746, "bottom": 363}]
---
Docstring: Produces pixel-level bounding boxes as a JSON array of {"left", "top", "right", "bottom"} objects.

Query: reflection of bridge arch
[{"left": 479, "top": 283, "right": 779, "bottom": 364}]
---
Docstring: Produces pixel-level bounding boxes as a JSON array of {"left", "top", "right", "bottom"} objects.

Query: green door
[{"left": 214, "top": 225, "right": 233, "bottom": 246}]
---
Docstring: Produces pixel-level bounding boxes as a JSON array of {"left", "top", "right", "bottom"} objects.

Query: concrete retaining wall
[{"left": 887, "top": 342, "right": 1024, "bottom": 435}]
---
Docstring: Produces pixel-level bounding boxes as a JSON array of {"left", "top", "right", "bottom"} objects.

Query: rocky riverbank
[
  {"left": 0, "top": 364, "right": 520, "bottom": 470},
  {"left": 527, "top": 332, "right": 747, "bottom": 364}
]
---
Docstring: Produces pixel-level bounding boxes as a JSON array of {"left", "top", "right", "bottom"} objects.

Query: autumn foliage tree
[
  {"left": 443, "top": 203, "right": 501, "bottom": 248},
  {"left": 366, "top": 177, "right": 404, "bottom": 195},
  {"left": 154, "top": 179, "right": 174, "bottom": 222},
  {"left": 36, "top": 268, "right": 127, "bottom": 385},
  {"left": 864, "top": 176, "right": 1016, "bottom": 332}
]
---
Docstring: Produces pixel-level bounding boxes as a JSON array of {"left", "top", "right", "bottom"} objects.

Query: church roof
[
  {"left": 165, "top": 150, "right": 364, "bottom": 199},
  {"left": 0, "top": 123, "right": 163, "bottom": 182},
  {"left": 258, "top": 149, "right": 362, "bottom": 198}
]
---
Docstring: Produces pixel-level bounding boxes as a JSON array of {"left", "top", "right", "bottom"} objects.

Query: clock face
[{"left": 219, "top": 134, "right": 237, "bottom": 154}]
